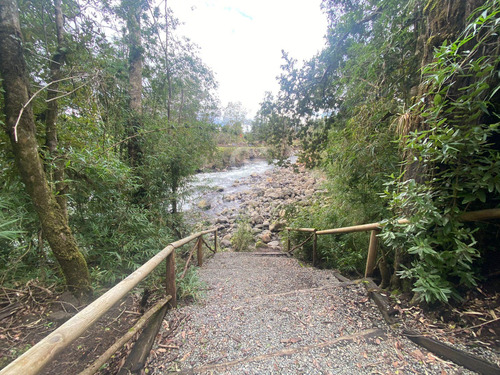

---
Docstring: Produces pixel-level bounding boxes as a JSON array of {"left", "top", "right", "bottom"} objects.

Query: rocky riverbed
[{"left": 190, "top": 162, "right": 325, "bottom": 250}]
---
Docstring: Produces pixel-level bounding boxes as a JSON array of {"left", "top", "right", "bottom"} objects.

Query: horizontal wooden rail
[
  {"left": 0, "top": 228, "right": 217, "bottom": 375},
  {"left": 287, "top": 208, "right": 500, "bottom": 278},
  {"left": 286, "top": 227, "right": 316, "bottom": 232},
  {"left": 458, "top": 208, "right": 500, "bottom": 222},
  {"left": 315, "top": 219, "right": 409, "bottom": 235},
  {"left": 308, "top": 208, "right": 500, "bottom": 236}
]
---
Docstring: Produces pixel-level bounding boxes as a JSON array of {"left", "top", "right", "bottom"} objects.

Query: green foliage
[
  {"left": 0, "top": 145, "right": 45, "bottom": 284},
  {"left": 381, "top": 180, "right": 480, "bottom": 303},
  {"left": 252, "top": 89, "right": 296, "bottom": 162},
  {"left": 382, "top": 0, "right": 500, "bottom": 303},
  {"left": 69, "top": 149, "right": 173, "bottom": 285},
  {"left": 286, "top": 200, "right": 367, "bottom": 274},
  {"left": 260, "top": 0, "right": 414, "bottom": 276},
  {"left": 0, "top": 0, "right": 219, "bottom": 290},
  {"left": 220, "top": 101, "right": 248, "bottom": 138},
  {"left": 231, "top": 218, "right": 254, "bottom": 252},
  {"left": 177, "top": 267, "right": 206, "bottom": 301},
  {"left": 258, "top": 0, "right": 499, "bottom": 303}
]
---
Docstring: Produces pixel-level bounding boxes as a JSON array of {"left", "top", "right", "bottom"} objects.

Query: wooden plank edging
[
  {"left": 361, "top": 278, "right": 396, "bottom": 325},
  {"left": 79, "top": 296, "right": 171, "bottom": 375},
  {"left": 404, "top": 330, "right": 500, "bottom": 375}
]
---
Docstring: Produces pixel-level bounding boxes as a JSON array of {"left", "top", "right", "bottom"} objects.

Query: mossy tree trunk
[
  {"left": 44, "top": 0, "right": 68, "bottom": 219},
  {"left": 0, "top": 0, "right": 92, "bottom": 298}
]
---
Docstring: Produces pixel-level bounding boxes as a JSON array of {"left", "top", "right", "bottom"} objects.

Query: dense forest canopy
[{"left": 0, "top": 0, "right": 499, "bottom": 306}]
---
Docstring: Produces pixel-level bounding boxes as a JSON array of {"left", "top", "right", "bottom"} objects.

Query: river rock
[
  {"left": 260, "top": 230, "right": 272, "bottom": 243},
  {"left": 197, "top": 200, "right": 211, "bottom": 210},
  {"left": 267, "top": 241, "right": 281, "bottom": 248},
  {"left": 246, "top": 200, "right": 258, "bottom": 208},
  {"left": 216, "top": 216, "right": 229, "bottom": 224},
  {"left": 269, "top": 222, "right": 285, "bottom": 232},
  {"left": 251, "top": 215, "right": 264, "bottom": 225},
  {"left": 221, "top": 239, "right": 232, "bottom": 248}
]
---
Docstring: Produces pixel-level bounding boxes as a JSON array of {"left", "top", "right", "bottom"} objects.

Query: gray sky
[{"left": 168, "top": 0, "right": 328, "bottom": 117}]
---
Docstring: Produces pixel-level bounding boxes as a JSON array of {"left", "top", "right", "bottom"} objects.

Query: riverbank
[
  {"left": 202, "top": 146, "right": 268, "bottom": 171},
  {"left": 190, "top": 161, "right": 325, "bottom": 249}
]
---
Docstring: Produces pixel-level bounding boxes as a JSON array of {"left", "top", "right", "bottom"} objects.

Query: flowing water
[{"left": 181, "top": 159, "right": 274, "bottom": 216}]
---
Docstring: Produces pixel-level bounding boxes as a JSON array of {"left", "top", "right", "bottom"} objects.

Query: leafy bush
[
  {"left": 68, "top": 149, "right": 174, "bottom": 286},
  {"left": 177, "top": 267, "right": 206, "bottom": 301},
  {"left": 231, "top": 218, "right": 254, "bottom": 252},
  {"left": 285, "top": 101, "right": 398, "bottom": 275},
  {"left": 382, "top": 1, "right": 500, "bottom": 303},
  {"left": 286, "top": 196, "right": 368, "bottom": 275}
]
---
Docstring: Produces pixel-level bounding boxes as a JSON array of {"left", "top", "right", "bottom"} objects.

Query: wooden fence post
[
  {"left": 197, "top": 236, "right": 203, "bottom": 267},
  {"left": 365, "top": 229, "right": 380, "bottom": 278},
  {"left": 287, "top": 229, "right": 290, "bottom": 252},
  {"left": 312, "top": 230, "right": 317, "bottom": 267},
  {"left": 165, "top": 251, "right": 177, "bottom": 308},
  {"left": 214, "top": 229, "right": 218, "bottom": 253}
]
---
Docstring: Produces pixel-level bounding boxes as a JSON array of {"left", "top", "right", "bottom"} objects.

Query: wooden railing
[
  {"left": 0, "top": 228, "right": 218, "bottom": 375},
  {"left": 287, "top": 208, "right": 500, "bottom": 278}
]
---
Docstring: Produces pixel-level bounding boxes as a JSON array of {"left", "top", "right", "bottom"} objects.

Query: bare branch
[{"left": 13, "top": 75, "right": 86, "bottom": 142}]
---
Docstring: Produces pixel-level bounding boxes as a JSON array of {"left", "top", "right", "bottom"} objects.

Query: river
[{"left": 181, "top": 159, "right": 274, "bottom": 216}]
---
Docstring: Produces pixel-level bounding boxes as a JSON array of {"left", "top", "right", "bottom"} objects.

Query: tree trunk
[
  {"left": 0, "top": 0, "right": 92, "bottom": 298},
  {"left": 45, "top": 0, "right": 68, "bottom": 219},
  {"left": 165, "top": 0, "right": 172, "bottom": 125},
  {"left": 126, "top": 2, "right": 143, "bottom": 168},
  {"left": 170, "top": 161, "right": 179, "bottom": 214}
]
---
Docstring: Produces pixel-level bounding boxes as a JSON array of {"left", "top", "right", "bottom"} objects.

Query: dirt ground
[{"left": 0, "top": 281, "right": 162, "bottom": 374}]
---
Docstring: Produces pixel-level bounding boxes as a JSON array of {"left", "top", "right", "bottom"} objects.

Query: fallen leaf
[
  {"left": 410, "top": 349, "right": 425, "bottom": 361},
  {"left": 426, "top": 353, "right": 436, "bottom": 363}
]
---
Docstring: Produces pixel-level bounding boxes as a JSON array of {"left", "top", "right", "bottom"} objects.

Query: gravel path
[{"left": 148, "top": 251, "right": 476, "bottom": 374}]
